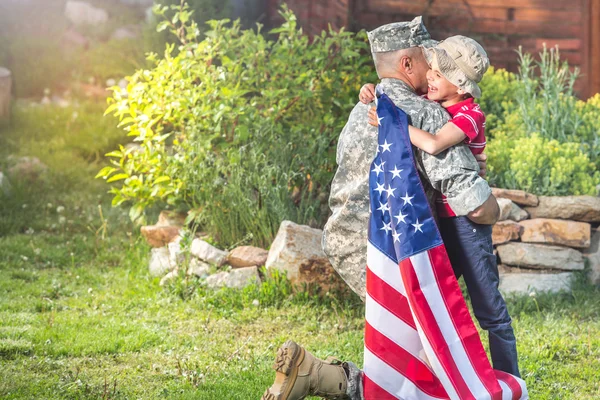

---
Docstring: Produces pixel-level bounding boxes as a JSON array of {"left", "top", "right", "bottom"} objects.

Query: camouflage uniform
[{"left": 322, "top": 18, "right": 492, "bottom": 400}]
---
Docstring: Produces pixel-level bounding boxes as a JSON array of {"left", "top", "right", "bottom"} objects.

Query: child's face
[{"left": 426, "top": 57, "right": 461, "bottom": 102}]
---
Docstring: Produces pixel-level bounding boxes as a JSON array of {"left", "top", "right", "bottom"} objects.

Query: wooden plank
[
  {"left": 429, "top": 17, "right": 582, "bottom": 38},
  {"left": 368, "top": 0, "right": 583, "bottom": 12},
  {"left": 590, "top": 0, "right": 600, "bottom": 96},
  {"left": 514, "top": 9, "right": 582, "bottom": 23},
  {"left": 517, "top": 38, "right": 583, "bottom": 51}
]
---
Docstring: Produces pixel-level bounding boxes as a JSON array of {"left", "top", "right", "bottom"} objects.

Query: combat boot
[{"left": 261, "top": 340, "right": 349, "bottom": 400}]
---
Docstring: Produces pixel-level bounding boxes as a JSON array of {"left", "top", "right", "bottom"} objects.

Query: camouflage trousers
[{"left": 343, "top": 361, "right": 364, "bottom": 400}]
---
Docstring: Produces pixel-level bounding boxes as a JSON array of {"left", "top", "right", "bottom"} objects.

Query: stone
[
  {"left": 497, "top": 198, "right": 513, "bottom": 221},
  {"left": 62, "top": 28, "right": 89, "bottom": 48},
  {"left": 65, "top": 1, "right": 109, "bottom": 26},
  {"left": 519, "top": 218, "right": 591, "bottom": 249},
  {"left": 498, "top": 265, "right": 573, "bottom": 294},
  {"left": 491, "top": 188, "right": 539, "bottom": 207},
  {"left": 205, "top": 266, "right": 260, "bottom": 289},
  {"left": 190, "top": 239, "right": 228, "bottom": 266},
  {"left": 496, "top": 242, "right": 584, "bottom": 271},
  {"left": 141, "top": 225, "right": 180, "bottom": 248},
  {"left": 187, "top": 259, "right": 211, "bottom": 278},
  {"left": 497, "top": 198, "right": 528, "bottom": 222},
  {"left": 492, "top": 221, "right": 522, "bottom": 245},
  {"left": 584, "top": 229, "right": 600, "bottom": 285},
  {"left": 266, "top": 220, "right": 346, "bottom": 291},
  {"left": 0, "top": 172, "right": 11, "bottom": 195},
  {"left": 507, "top": 202, "right": 529, "bottom": 222},
  {"left": 159, "top": 269, "right": 179, "bottom": 286},
  {"left": 525, "top": 196, "right": 600, "bottom": 223},
  {"left": 111, "top": 27, "right": 138, "bottom": 40},
  {"left": 149, "top": 247, "right": 174, "bottom": 277},
  {"left": 157, "top": 210, "right": 187, "bottom": 227},
  {"left": 7, "top": 156, "right": 48, "bottom": 182},
  {"left": 227, "top": 246, "right": 268, "bottom": 268}
]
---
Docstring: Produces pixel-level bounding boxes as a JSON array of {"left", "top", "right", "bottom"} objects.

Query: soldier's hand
[
  {"left": 359, "top": 83, "right": 376, "bottom": 104},
  {"left": 475, "top": 153, "right": 487, "bottom": 177},
  {"left": 368, "top": 107, "right": 379, "bottom": 127}
]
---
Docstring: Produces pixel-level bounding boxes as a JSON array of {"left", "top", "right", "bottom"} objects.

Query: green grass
[{"left": 1, "top": 102, "right": 600, "bottom": 399}]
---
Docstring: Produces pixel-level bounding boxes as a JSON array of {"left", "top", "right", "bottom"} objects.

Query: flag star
[
  {"left": 376, "top": 201, "right": 390, "bottom": 213},
  {"left": 390, "top": 165, "right": 403, "bottom": 180},
  {"left": 392, "top": 230, "right": 402, "bottom": 243},
  {"left": 374, "top": 182, "right": 386, "bottom": 196},
  {"left": 378, "top": 116, "right": 384, "bottom": 126},
  {"left": 384, "top": 185, "right": 396, "bottom": 198},
  {"left": 412, "top": 219, "right": 424, "bottom": 233},
  {"left": 380, "top": 140, "right": 393, "bottom": 153},
  {"left": 371, "top": 161, "right": 385, "bottom": 177},
  {"left": 394, "top": 210, "right": 408, "bottom": 224},
  {"left": 380, "top": 221, "right": 392, "bottom": 234},
  {"left": 401, "top": 192, "right": 415, "bottom": 206}
]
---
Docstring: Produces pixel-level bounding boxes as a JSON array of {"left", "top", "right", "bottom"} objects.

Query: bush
[
  {"left": 487, "top": 133, "right": 600, "bottom": 196},
  {"left": 99, "top": 5, "right": 375, "bottom": 247},
  {"left": 483, "top": 46, "right": 600, "bottom": 194}
]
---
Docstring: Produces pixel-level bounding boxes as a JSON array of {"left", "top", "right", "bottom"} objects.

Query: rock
[
  {"left": 77, "top": 83, "right": 109, "bottom": 99},
  {"left": 159, "top": 269, "right": 180, "bottom": 286},
  {"left": 227, "top": 246, "right": 268, "bottom": 268},
  {"left": 596, "top": 184, "right": 600, "bottom": 197},
  {"left": 205, "top": 266, "right": 260, "bottom": 289},
  {"left": 62, "top": 28, "right": 89, "bottom": 48},
  {"left": 498, "top": 265, "right": 573, "bottom": 294},
  {"left": 190, "top": 239, "right": 228, "bottom": 266},
  {"left": 492, "top": 188, "right": 539, "bottom": 207},
  {"left": 187, "top": 259, "right": 211, "bottom": 278},
  {"left": 266, "top": 220, "right": 346, "bottom": 291},
  {"left": 111, "top": 27, "right": 138, "bottom": 40},
  {"left": 497, "top": 198, "right": 513, "bottom": 221},
  {"left": 584, "top": 229, "right": 600, "bottom": 285},
  {"left": 0, "top": 172, "right": 11, "bottom": 195},
  {"left": 141, "top": 225, "right": 180, "bottom": 248},
  {"left": 507, "top": 202, "right": 528, "bottom": 222},
  {"left": 525, "top": 196, "right": 600, "bottom": 223},
  {"left": 149, "top": 247, "right": 174, "bottom": 277},
  {"left": 7, "top": 156, "right": 48, "bottom": 182},
  {"left": 119, "top": 0, "right": 154, "bottom": 5},
  {"left": 157, "top": 210, "right": 187, "bottom": 227},
  {"left": 519, "top": 218, "right": 591, "bottom": 249},
  {"left": 497, "top": 198, "right": 528, "bottom": 222},
  {"left": 65, "top": 1, "right": 109, "bottom": 26},
  {"left": 496, "top": 242, "right": 584, "bottom": 271},
  {"left": 492, "top": 221, "right": 522, "bottom": 245}
]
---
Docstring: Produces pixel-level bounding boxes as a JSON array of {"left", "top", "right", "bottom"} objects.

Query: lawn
[{"left": 1, "top": 102, "right": 600, "bottom": 399}]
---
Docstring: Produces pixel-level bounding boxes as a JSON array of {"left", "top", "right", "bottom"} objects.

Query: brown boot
[{"left": 261, "top": 340, "right": 349, "bottom": 400}]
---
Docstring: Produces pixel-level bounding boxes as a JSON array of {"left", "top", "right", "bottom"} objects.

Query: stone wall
[{"left": 491, "top": 189, "right": 600, "bottom": 295}]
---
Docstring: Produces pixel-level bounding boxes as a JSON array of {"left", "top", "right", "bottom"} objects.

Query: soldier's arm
[{"left": 416, "top": 107, "right": 495, "bottom": 219}]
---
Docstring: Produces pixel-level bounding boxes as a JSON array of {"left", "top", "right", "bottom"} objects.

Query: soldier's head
[{"left": 368, "top": 17, "right": 436, "bottom": 95}]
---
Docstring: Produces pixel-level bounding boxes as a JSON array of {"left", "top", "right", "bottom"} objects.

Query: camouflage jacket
[{"left": 322, "top": 78, "right": 491, "bottom": 300}]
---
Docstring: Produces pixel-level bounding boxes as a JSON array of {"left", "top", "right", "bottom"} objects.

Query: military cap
[{"left": 367, "top": 16, "right": 437, "bottom": 53}]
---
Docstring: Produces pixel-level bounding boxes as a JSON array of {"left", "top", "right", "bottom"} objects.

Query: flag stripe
[
  {"left": 367, "top": 242, "right": 407, "bottom": 297},
  {"left": 365, "top": 293, "right": 424, "bottom": 361},
  {"left": 363, "top": 375, "right": 399, "bottom": 400},
  {"left": 364, "top": 347, "right": 444, "bottom": 400},
  {"left": 426, "top": 246, "right": 504, "bottom": 399},
  {"left": 365, "top": 322, "right": 447, "bottom": 398},
  {"left": 400, "top": 254, "right": 478, "bottom": 400},
  {"left": 366, "top": 266, "right": 415, "bottom": 329},
  {"left": 494, "top": 370, "right": 524, "bottom": 400}
]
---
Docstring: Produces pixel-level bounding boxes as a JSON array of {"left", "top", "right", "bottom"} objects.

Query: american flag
[{"left": 363, "top": 92, "right": 528, "bottom": 400}]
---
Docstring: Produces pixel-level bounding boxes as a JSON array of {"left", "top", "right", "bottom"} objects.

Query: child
[{"left": 360, "top": 35, "right": 521, "bottom": 377}]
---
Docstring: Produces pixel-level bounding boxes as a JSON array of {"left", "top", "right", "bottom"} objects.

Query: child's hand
[
  {"left": 359, "top": 83, "right": 376, "bottom": 104},
  {"left": 368, "top": 107, "right": 379, "bottom": 127}
]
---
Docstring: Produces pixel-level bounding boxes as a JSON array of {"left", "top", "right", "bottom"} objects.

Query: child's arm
[
  {"left": 359, "top": 83, "right": 376, "bottom": 104},
  {"left": 408, "top": 123, "right": 466, "bottom": 156},
  {"left": 367, "top": 107, "right": 466, "bottom": 156}
]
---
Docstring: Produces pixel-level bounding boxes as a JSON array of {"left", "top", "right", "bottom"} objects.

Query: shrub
[
  {"left": 477, "top": 66, "right": 519, "bottom": 135},
  {"left": 99, "top": 5, "right": 375, "bottom": 247},
  {"left": 487, "top": 133, "right": 600, "bottom": 196}
]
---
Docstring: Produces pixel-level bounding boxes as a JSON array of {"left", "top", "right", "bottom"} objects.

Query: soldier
[{"left": 262, "top": 16, "right": 499, "bottom": 400}]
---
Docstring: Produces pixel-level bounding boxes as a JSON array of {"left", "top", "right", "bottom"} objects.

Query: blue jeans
[{"left": 439, "top": 216, "right": 521, "bottom": 378}]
